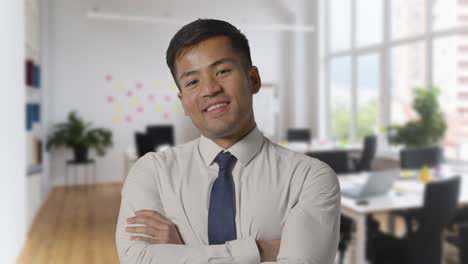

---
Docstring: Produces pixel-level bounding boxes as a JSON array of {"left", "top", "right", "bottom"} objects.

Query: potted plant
[
  {"left": 47, "top": 111, "right": 113, "bottom": 162},
  {"left": 386, "top": 88, "right": 447, "bottom": 148}
]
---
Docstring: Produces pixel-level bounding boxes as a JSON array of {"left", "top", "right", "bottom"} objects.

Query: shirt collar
[{"left": 199, "top": 126, "right": 264, "bottom": 167}]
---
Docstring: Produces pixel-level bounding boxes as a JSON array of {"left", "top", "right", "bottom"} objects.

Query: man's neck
[{"left": 209, "top": 124, "right": 256, "bottom": 149}]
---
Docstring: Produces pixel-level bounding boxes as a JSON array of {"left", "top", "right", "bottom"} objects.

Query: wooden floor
[{"left": 18, "top": 184, "right": 123, "bottom": 264}]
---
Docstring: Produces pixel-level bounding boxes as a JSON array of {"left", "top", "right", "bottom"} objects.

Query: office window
[
  {"left": 433, "top": 0, "right": 468, "bottom": 31},
  {"left": 433, "top": 35, "right": 468, "bottom": 160},
  {"left": 323, "top": 0, "right": 468, "bottom": 160},
  {"left": 330, "top": 57, "right": 352, "bottom": 143},
  {"left": 391, "top": 0, "right": 426, "bottom": 40},
  {"left": 390, "top": 42, "right": 426, "bottom": 125},
  {"left": 357, "top": 54, "right": 380, "bottom": 141},
  {"left": 356, "top": 0, "right": 383, "bottom": 47},
  {"left": 330, "top": 0, "right": 351, "bottom": 52}
]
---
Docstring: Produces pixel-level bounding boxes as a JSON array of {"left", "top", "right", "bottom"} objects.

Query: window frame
[{"left": 322, "top": 0, "right": 468, "bottom": 161}]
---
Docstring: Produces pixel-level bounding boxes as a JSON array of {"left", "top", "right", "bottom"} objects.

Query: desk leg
[
  {"left": 341, "top": 208, "right": 369, "bottom": 264},
  {"left": 354, "top": 215, "right": 368, "bottom": 264},
  {"left": 93, "top": 163, "right": 96, "bottom": 187},
  {"left": 388, "top": 213, "right": 396, "bottom": 234},
  {"left": 86, "top": 163, "right": 90, "bottom": 187},
  {"left": 74, "top": 164, "right": 78, "bottom": 188}
]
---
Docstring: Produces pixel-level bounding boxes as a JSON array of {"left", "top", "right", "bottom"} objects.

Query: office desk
[
  {"left": 124, "top": 149, "right": 138, "bottom": 180},
  {"left": 339, "top": 168, "right": 468, "bottom": 264},
  {"left": 282, "top": 142, "right": 361, "bottom": 154}
]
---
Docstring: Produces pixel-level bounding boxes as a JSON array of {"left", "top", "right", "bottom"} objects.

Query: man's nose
[{"left": 201, "top": 76, "right": 222, "bottom": 97}]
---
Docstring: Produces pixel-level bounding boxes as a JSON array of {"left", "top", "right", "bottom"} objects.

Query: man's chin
[
  {"left": 200, "top": 123, "right": 239, "bottom": 139},
  {"left": 202, "top": 128, "right": 233, "bottom": 139}
]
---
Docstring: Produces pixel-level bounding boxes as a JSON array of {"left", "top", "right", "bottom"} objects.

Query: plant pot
[
  {"left": 73, "top": 145, "right": 89, "bottom": 162},
  {"left": 399, "top": 145, "right": 442, "bottom": 169}
]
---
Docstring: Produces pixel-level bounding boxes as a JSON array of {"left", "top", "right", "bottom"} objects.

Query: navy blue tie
[{"left": 208, "top": 152, "right": 237, "bottom": 245}]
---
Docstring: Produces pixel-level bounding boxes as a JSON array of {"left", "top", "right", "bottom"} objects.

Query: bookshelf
[
  {"left": 25, "top": 0, "right": 42, "bottom": 176},
  {"left": 25, "top": 0, "right": 44, "bottom": 228}
]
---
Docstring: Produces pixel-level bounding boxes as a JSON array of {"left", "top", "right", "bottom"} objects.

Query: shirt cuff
[{"left": 227, "top": 237, "right": 260, "bottom": 264}]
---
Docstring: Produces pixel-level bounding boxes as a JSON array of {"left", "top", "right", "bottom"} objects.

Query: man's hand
[
  {"left": 126, "top": 210, "right": 184, "bottom": 245},
  {"left": 256, "top": 240, "right": 281, "bottom": 262}
]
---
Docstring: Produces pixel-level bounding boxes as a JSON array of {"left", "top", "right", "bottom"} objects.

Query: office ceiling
[{"left": 86, "top": 0, "right": 311, "bottom": 32}]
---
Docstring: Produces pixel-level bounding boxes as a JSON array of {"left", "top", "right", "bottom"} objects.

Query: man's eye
[
  {"left": 217, "top": 69, "right": 232, "bottom": 76},
  {"left": 185, "top": 80, "right": 198, "bottom": 87}
]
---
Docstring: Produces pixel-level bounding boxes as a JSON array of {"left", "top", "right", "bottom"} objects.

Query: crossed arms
[
  {"left": 116, "top": 156, "right": 340, "bottom": 264},
  {"left": 124, "top": 209, "right": 281, "bottom": 262}
]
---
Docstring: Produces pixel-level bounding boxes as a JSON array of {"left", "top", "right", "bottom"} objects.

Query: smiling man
[{"left": 116, "top": 19, "right": 340, "bottom": 264}]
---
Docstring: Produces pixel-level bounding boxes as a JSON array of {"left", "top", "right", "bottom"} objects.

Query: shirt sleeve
[
  {"left": 115, "top": 153, "right": 261, "bottom": 264},
  {"left": 273, "top": 161, "right": 341, "bottom": 264}
]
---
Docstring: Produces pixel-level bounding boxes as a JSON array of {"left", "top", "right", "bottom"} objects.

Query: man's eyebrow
[
  {"left": 179, "top": 70, "right": 199, "bottom": 81},
  {"left": 178, "top": 57, "right": 237, "bottom": 81},
  {"left": 209, "top": 57, "right": 237, "bottom": 68}
]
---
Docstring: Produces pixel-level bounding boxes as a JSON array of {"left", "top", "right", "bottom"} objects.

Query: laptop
[{"left": 341, "top": 170, "right": 399, "bottom": 199}]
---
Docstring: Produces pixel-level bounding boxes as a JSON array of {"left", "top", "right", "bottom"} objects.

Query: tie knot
[{"left": 216, "top": 152, "right": 236, "bottom": 170}]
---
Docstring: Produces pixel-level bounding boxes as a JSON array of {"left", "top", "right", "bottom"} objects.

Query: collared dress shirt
[{"left": 116, "top": 127, "right": 341, "bottom": 264}]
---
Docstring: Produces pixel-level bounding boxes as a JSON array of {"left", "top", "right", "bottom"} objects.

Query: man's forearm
[
  {"left": 117, "top": 237, "right": 261, "bottom": 264},
  {"left": 256, "top": 240, "right": 281, "bottom": 262}
]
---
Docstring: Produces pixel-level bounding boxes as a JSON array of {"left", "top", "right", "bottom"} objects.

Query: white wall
[
  {"left": 40, "top": 0, "right": 54, "bottom": 200},
  {"left": 289, "top": 0, "right": 319, "bottom": 135},
  {"left": 47, "top": 0, "right": 288, "bottom": 184},
  {"left": 0, "top": 1, "right": 27, "bottom": 263},
  {"left": 274, "top": 0, "right": 320, "bottom": 139}
]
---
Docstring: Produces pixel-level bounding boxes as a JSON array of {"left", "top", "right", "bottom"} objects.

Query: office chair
[
  {"left": 392, "top": 146, "right": 443, "bottom": 238},
  {"left": 306, "top": 150, "right": 350, "bottom": 174},
  {"left": 352, "top": 135, "right": 377, "bottom": 172},
  {"left": 338, "top": 216, "right": 352, "bottom": 264},
  {"left": 457, "top": 223, "right": 468, "bottom": 264},
  {"left": 369, "top": 176, "right": 461, "bottom": 264},
  {"left": 287, "top": 128, "right": 311, "bottom": 142},
  {"left": 399, "top": 146, "right": 442, "bottom": 169},
  {"left": 338, "top": 213, "right": 381, "bottom": 264},
  {"left": 446, "top": 221, "right": 468, "bottom": 264},
  {"left": 135, "top": 132, "right": 154, "bottom": 157},
  {"left": 460, "top": 224, "right": 468, "bottom": 264},
  {"left": 445, "top": 205, "right": 468, "bottom": 264},
  {"left": 146, "top": 125, "right": 175, "bottom": 149}
]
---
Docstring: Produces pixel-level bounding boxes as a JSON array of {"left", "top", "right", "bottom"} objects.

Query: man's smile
[{"left": 203, "top": 101, "right": 231, "bottom": 117}]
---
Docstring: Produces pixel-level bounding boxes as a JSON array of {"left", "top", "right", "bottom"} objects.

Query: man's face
[{"left": 176, "top": 36, "right": 261, "bottom": 141}]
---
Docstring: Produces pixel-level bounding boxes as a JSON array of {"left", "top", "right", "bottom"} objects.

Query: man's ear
[
  {"left": 177, "top": 92, "right": 188, "bottom": 116},
  {"left": 249, "top": 66, "right": 262, "bottom": 94}
]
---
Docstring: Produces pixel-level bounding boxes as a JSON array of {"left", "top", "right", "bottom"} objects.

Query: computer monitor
[{"left": 146, "top": 125, "right": 174, "bottom": 149}]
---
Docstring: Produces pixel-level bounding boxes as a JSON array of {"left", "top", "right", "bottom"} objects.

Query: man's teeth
[{"left": 207, "top": 103, "right": 227, "bottom": 112}]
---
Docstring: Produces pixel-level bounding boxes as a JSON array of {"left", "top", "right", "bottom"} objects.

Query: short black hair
[{"left": 166, "top": 19, "right": 252, "bottom": 90}]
